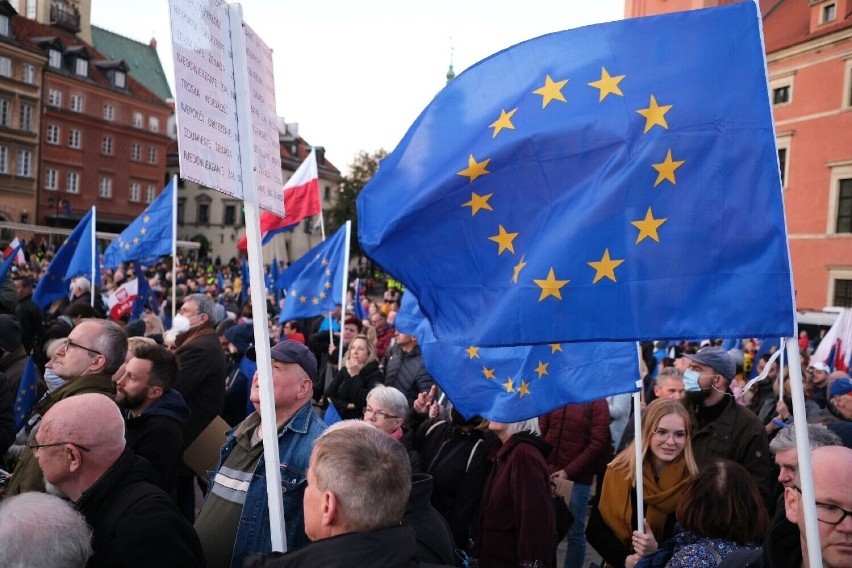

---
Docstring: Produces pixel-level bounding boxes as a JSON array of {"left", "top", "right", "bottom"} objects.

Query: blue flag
[
  {"left": 131, "top": 262, "right": 159, "bottom": 320},
  {"left": 238, "top": 352, "right": 258, "bottom": 416},
  {"left": 103, "top": 180, "right": 174, "bottom": 269},
  {"left": 396, "top": 293, "right": 640, "bottom": 422},
  {"left": 33, "top": 209, "right": 99, "bottom": 310},
  {"left": 217, "top": 269, "right": 226, "bottom": 292},
  {"left": 0, "top": 244, "right": 21, "bottom": 283},
  {"left": 357, "top": 4, "right": 794, "bottom": 347},
  {"left": 265, "top": 257, "right": 280, "bottom": 297},
  {"left": 353, "top": 278, "right": 368, "bottom": 321},
  {"left": 240, "top": 258, "right": 250, "bottom": 304},
  {"left": 14, "top": 358, "right": 38, "bottom": 430},
  {"left": 276, "top": 224, "right": 347, "bottom": 322},
  {"left": 749, "top": 337, "right": 782, "bottom": 379},
  {"left": 323, "top": 403, "right": 342, "bottom": 426}
]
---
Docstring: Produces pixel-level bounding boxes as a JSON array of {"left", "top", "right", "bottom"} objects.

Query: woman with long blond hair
[
  {"left": 586, "top": 398, "right": 698, "bottom": 568},
  {"left": 325, "top": 334, "right": 383, "bottom": 420}
]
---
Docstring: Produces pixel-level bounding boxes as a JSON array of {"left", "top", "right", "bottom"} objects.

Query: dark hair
[
  {"left": 131, "top": 343, "right": 179, "bottom": 392},
  {"left": 65, "top": 303, "right": 100, "bottom": 319},
  {"left": 344, "top": 316, "right": 363, "bottom": 332},
  {"left": 675, "top": 460, "right": 768, "bottom": 545},
  {"left": 759, "top": 352, "right": 774, "bottom": 364},
  {"left": 285, "top": 320, "right": 301, "bottom": 333}
]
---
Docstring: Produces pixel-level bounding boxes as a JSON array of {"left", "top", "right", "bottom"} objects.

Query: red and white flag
[
  {"left": 106, "top": 279, "right": 139, "bottom": 321},
  {"left": 813, "top": 309, "right": 852, "bottom": 373},
  {"left": 238, "top": 148, "right": 321, "bottom": 250},
  {"left": 3, "top": 238, "right": 26, "bottom": 264}
]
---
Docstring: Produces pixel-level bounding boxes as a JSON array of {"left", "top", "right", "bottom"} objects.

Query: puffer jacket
[{"left": 539, "top": 400, "right": 612, "bottom": 485}]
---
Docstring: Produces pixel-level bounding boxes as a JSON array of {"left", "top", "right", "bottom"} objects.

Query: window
[
  {"left": 129, "top": 182, "right": 140, "bottom": 202},
  {"left": 75, "top": 58, "right": 87, "bottom": 77},
  {"left": 773, "top": 85, "right": 790, "bottom": 105},
  {"left": 67, "top": 172, "right": 79, "bottom": 193},
  {"left": 48, "top": 89, "right": 62, "bottom": 107},
  {"left": 224, "top": 204, "right": 236, "bottom": 225},
  {"left": 822, "top": 3, "right": 837, "bottom": 23},
  {"left": 133, "top": 112, "right": 143, "bottom": 128},
  {"left": 834, "top": 278, "right": 852, "bottom": 307},
  {"left": 0, "top": 15, "right": 9, "bottom": 37},
  {"left": 70, "top": 94, "right": 83, "bottom": 113},
  {"left": 177, "top": 199, "right": 185, "bottom": 225},
  {"left": 25, "top": 0, "right": 35, "bottom": 18},
  {"left": 19, "top": 103, "right": 33, "bottom": 131},
  {"left": 101, "top": 136, "right": 113, "bottom": 156},
  {"left": 131, "top": 143, "right": 141, "bottom": 161},
  {"left": 198, "top": 203, "right": 209, "bottom": 224},
  {"left": 845, "top": 59, "right": 852, "bottom": 109},
  {"left": 45, "top": 168, "right": 58, "bottom": 190},
  {"left": 0, "top": 145, "right": 7, "bottom": 174},
  {"left": 114, "top": 71, "right": 126, "bottom": 88},
  {"left": 99, "top": 177, "right": 113, "bottom": 198},
  {"left": 0, "top": 98, "right": 9, "bottom": 127},
  {"left": 324, "top": 185, "right": 332, "bottom": 201},
  {"left": 21, "top": 64, "right": 35, "bottom": 85},
  {"left": 149, "top": 117, "right": 159, "bottom": 133},
  {"left": 146, "top": 184, "right": 155, "bottom": 203},
  {"left": 778, "top": 148, "right": 787, "bottom": 188},
  {"left": 16, "top": 149, "right": 32, "bottom": 177},
  {"left": 46, "top": 123, "right": 60, "bottom": 144},
  {"left": 837, "top": 179, "right": 852, "bottom": 233},
  {"left": 68, "top": 128, "right": 81, "bottom": 149},
  {"left": 103, "top": 104, "right": 115, "bottom": 121},
  {"left": 0, "top": 57, "right": 11, "bottom": 78},
  {"left": 147, "top": 147, "right": 157, "bottom": 164},
  {"left": 48, "top": 49, "right": 61, "bottom": 69},
  {"left": 776, "top": 131, "right": 792, "bottom": 190}
]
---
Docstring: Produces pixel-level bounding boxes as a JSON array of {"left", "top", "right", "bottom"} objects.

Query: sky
[{"left": 90, "top": 0, "right": 624, "bottom": 173}]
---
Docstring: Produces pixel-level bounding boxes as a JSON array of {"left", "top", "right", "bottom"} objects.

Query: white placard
[{"left": 169, "top": 0, "right": 284, "bottom": 216}]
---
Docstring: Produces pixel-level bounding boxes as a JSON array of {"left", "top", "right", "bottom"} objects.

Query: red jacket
[{"left": 539, "top": 401, "right": 612, "bottom": 485}]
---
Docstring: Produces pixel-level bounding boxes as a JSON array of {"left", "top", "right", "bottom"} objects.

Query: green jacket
[{"left": 4, "top": 373, "right": 115, "bottom": 497}]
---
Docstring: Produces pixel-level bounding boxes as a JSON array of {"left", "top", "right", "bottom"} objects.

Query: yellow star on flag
[
  {"left": 503, "top": 377, "right": 515, "bottom": 393},
  {"left": 517, "top": 381, "right": 531, "bottom": 397},
  {"left": 462, "top": 192, "right": 494, "bottom": 216},
  {"left": 299, "top": 295, "right": 307, "bottom": 303},
  {"left": 489, "top": 108, "right": 517, "bottom": 138},
  {"left": 143, "top": 215, "right": 151, "bottom": 223},
  {"left": 319, "top": 291, "right": 327, "bottom": 299},
  {"left": 482, "top": 367, "right": 496, "bottom": 380},
  {"left": 290, "top": 288, "right": 297, "bottom": 295},
  {"left": 533, "top": 268, "right": 569, "bottom": 301},
  {"left": 652, "top": 149, "right": 685, "bottom": 187},
  {"left": 312, "top": 297, "right": 319, "bottom": 305},
  {"left": 631, "top": 207, "right": 668, "bottom": 244},
  {"left": 533, "top": 75, "right": 568, "bottom": 108},
  {"left": 465, "top": 346, "right": 480, "bottom": 359},
  {"left": 488, "top": 225, "right": 518, "bottom": 255},
  {"left": 511, "top": 256, "right": 527, "bottom": 284},
  {"left": 140, "top": 228, "right": 147, "bottom": 235},
  {"left": 549, "top": 343, "right": 563, "bottom": 354},
  {"left": 535, "top": 361, "right": 549, "bottom": 378},
  {"left": 588, "top": 67, "right": 625, "bottom": 101},
  {"left": 132, "top": 237, "right": 140, "bottom": 244},
  {"left": 457, "top": 154, "right": 491, "bottom": 183},
  {"left": 587, "top": 249, "right": 625, "bottom": 284},
  {"left": 324, "top": 281, "right": 332, "bottom": 289},
  {"left": 322, "top": 259, "right": 329, "bottom": 266},
  {"left": 636, "top": 95, "right": 672, "bottom": 133},
  {"left": 325, "top": 269, "right": 332, "bottom": 276}
]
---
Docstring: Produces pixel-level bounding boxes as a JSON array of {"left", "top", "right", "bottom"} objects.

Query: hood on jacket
[
  {"left": 139, "top": 389, "right": 191, "bottom": 424},
  {"left": 509, "top": 431, "right": 553, "bottom": 460}
]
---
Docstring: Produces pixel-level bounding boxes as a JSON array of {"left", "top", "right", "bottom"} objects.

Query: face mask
[
  {"left": 683, "top": 369, "right": 703, "bottom": 392},
  {"left": 171, "top": 314, "right": 192, "bottom": 334},
  {"left": 44, "top": 369, "right": 67, "bottom": 393}
]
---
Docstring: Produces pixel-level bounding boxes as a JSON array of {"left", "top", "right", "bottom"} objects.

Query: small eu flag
[{"left": 103, "top": 180, "right": 174, "bottom": 269}]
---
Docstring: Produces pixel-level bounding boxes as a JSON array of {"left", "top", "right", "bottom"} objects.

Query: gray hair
[
  {"left": 185, "top": 293, "right": 218, "bottom": 324},
  {"left": 503, "top": 418, "right": 541, "bottom": 438},
  {"left": 311, "top": 421, "right": 411, "bottom": 532},
  {"left": 656, "top": 367, "right": 683, "bottom": 386},
  {"left": 366, "top": 385, "right": 409, "bottom": 421},
  {"left": 81, "top": 318, "right": 128, "bottom": 376},
  {"left": 769, "top": 423, "right": 841, "bottom": 454},
  {"left": 72, "top": 276, "right": 91, "bottom": 293},
  {"left": 0, "top": 492, "right": 93, "bottom": 567}
]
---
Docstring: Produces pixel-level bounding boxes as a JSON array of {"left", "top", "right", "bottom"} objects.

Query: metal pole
[{"left": 632, "top": 342, "right": 645, "bottom": 535}]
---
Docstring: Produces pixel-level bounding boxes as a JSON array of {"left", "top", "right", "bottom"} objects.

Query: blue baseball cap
[{"left": 246, "top": 339, "right": 317, "bottom": 382}]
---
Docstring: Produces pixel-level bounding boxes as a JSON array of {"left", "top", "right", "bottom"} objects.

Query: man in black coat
[
  {"left": 115, "top": 343, "right": 190, "bottom": 494},
  {"left": 32, "top": 393, "right": 204, "bottom": 567},
  {"left": 12, "top": 275, "right": 42, "bottom": 355}
]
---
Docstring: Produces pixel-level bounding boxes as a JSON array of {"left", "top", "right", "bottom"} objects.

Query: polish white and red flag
[
  {"left": 3, "top": 238, "right": 26, "bottom": 264},
  {"left": 813, "top": 309, "right": 852, "bottom": 373},
  {"left": 237, "top": 148, "right": 320, "bottom": 250}
]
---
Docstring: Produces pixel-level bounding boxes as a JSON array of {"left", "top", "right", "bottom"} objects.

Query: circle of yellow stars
[{"left": 463, "top": 342, "right": 567, "bottom": 401}]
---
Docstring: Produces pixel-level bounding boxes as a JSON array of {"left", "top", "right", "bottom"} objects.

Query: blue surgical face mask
[{"left": 683, "top": 369, "right": 703, "bottom": 392}]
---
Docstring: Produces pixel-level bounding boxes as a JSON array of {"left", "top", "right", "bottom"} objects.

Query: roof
[
  {"left": 9, "top": 16, "right": 168, "bottom": 106},
  {"left": 91, "top": 25, "right": 172, "bottom": 100},
  {"left": 762, "top": 0, "right": 852, "bottom": 53}
]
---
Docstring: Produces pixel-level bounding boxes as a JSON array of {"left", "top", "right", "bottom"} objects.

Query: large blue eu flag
[
  {"left": 103, "top": 180, "right": 174, "bottom": 269},
  {"left": 357, "top": 3, "right": 795, "bottom": 347},
  {"left": 276, "top": 224, "right": 347, "bottom": 322},
  {"left": 33, "top": 209, "right": 99, "bottom": 310},
  {"left": 396, "top": 293, "right": 640, "bottom": 422}
]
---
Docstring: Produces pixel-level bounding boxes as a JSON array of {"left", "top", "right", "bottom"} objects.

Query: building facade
[{"left": 625, "top": 0, "right": 852, "bottom": 310}]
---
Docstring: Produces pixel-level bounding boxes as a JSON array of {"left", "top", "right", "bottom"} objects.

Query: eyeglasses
[
  {"left": 793, "top": 487, "right": 852, "bottom": 525},
  {"left": 58, "top": 338, "right": 102, "bottom": 357},
  {"left": 29, "top": 441, "right": 91, "bottom": 454},
  {"left": 652, "top": 428, "right": 687, "bottom": 443},
  {"left": 363, "top": 406, "right": 399, "bottom": 421}
]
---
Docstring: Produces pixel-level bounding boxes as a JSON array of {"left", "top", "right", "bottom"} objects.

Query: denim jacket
[{"left": 211, "top": 403, "right": 326, "bottom": 568}]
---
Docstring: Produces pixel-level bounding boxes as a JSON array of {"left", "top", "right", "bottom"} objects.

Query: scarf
[{"left": 598, "top": 456, "right": 691, "bottom": 545}]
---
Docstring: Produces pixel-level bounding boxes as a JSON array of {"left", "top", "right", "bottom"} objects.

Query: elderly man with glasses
[{"left": 4, "top": 318, "right": 126, "bottom": 497}]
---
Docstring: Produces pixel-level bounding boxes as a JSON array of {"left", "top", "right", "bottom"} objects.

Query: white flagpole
[
  {"left": 229, "top": 2, "right": 286, "bottom": 552},
  {"left": 779, "top": 337, "right": 785, "bottom": 400},
  {"left": 171, "top": 174, "right": 178, "bottom": 321},
  {"left": 632, "top": 342, "right": 645, "bottom": 536},
  {"left": 338, "top": 222, "right": 352, "bottom": 370},
  {"left": 90, "top": 206, "right": 96, "bottom": 308},
  {"left": 316, "top": 149, "right": 326, "bottom": 241},
  {"left": 785, "top": 338, "right": 821, "bottom": 568}
]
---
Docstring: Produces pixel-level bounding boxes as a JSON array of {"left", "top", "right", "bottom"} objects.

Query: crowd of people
[{"left": 0, "top": 253, "right": 851, "bottom": 567}]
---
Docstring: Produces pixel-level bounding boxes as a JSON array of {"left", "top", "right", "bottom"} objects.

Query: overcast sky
[{"left": 91, "top": 0, "right": 624, "bottom": 171}]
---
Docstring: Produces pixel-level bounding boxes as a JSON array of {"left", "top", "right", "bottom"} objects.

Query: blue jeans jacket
[{"left": 211, "top": 403, "right": 326, "bottom": 568}]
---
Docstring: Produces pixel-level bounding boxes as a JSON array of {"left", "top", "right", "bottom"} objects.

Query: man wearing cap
[
  {"left": 826, "top": 376, "right": 852, "bottom": 448},
  {"left": 683, "top": 346, "right": 773, "bottom": 508},
  {"left": 808, "top": 362, "right": 832, "bottom": 409},
  {"left": 194, "top": 339, "right": 327, "bottom": 568}
]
